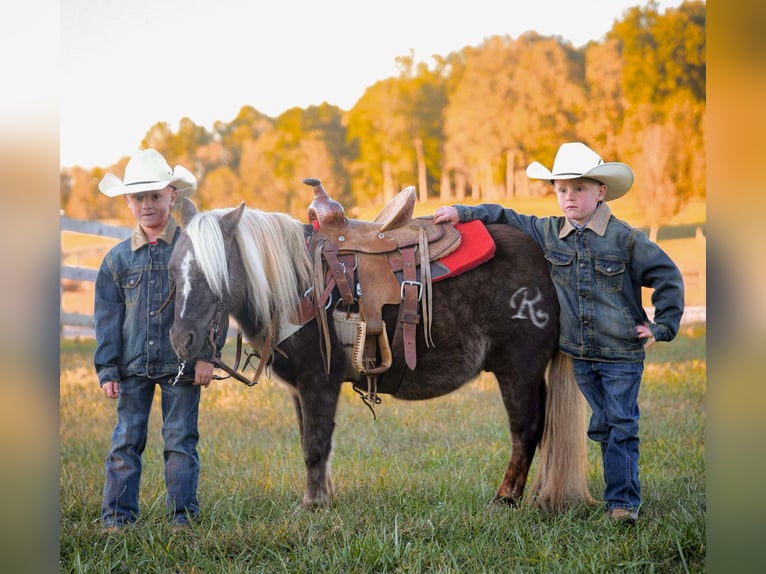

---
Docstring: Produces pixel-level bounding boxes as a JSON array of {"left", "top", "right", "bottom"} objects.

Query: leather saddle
[{"left": 304, "top": 178, "right": 461, "bottom": 390}]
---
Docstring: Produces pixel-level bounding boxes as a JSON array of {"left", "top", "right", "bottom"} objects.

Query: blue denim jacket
[
  {"left": 455, "top": 203, "right": 685, "bottom": 362},
  {"left": 94, "top": 217, "right": 221, "bottom": 385}
]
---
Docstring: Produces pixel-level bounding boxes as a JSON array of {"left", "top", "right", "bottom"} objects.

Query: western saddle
[{"left": 304, "top": 178, "right": 461, "bottom": 409}]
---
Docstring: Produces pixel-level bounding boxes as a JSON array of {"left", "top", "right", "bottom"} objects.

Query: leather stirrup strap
[
  {"left": 313, "top": 241, "right": 333, "bottom": 374},
  {"left": 322, "top": 244, "right": 355, "bottom": 306},
  {"left": 418, "top": 225, "right": 435, "bottom": 348},
  {"left": 398, "top": 246, "right": 420, "bottom": 370}
]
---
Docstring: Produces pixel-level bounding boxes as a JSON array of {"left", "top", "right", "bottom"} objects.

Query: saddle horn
[{"left": 304, "top": 178, "right": 346, "bottom": 228}]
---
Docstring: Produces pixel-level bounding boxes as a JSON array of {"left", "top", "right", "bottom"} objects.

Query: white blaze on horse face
[{"left": 178, "top": 250, "right": 195, "bottom": 319}]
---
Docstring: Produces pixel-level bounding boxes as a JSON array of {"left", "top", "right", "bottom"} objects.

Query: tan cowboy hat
[
  {"left": 98, "top": 148, "right": 197, "bottom": 197},
  {"left": 526, "top": 142, "right": 634, "bottom": 201}
]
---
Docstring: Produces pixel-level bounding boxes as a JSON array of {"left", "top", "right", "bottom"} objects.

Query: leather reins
[{"left": 163, "top": 285, "right": 279, "bottom": 387}]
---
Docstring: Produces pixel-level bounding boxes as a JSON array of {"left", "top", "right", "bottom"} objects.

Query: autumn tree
[
  {"left": 443, "top": 33, "right": 585, "bottom": 201},
  {"left": 610, "top": 0, "right": 706, "bottom": 231},
  {"left": 580, "top": 37, "right": 626, "bottom": 159},
  {"left": 61, "top": 163, "right": 130, "bottom": 222},
  {"left": 211, "top": 105, "right": 274, "bottom": 171},
  {"left": 61, "top": 1, "right": 705, "bottom": 228},
  {"left": 345, "top": 78, "right": 414, "bottom": 208},
  {"left": 196, "top": 165, "right": 239, "bottom": 210},
  {"left": 389, "top": 52, "right": 450, "bottom": 202}
]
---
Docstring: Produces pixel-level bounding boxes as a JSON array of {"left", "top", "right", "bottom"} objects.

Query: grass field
[{"left": 59, "top": 324, "right": 705, "bottom": 573}]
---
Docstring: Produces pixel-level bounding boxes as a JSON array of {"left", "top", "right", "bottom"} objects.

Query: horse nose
[{"left": 170, "top": 327, "right": 195, "bottom": 359}]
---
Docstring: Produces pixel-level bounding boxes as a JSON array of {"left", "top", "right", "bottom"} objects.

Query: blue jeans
[
  {"left": 101, "top": 376, "right": 201, "bottom": 526},
  {"left": 571, "top": 359, "right": 643, "bottom": 512}
]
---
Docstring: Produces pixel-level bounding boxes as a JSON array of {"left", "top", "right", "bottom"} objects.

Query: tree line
[{"left": 60, "top": 1, "right": 705, "bottom": 229}]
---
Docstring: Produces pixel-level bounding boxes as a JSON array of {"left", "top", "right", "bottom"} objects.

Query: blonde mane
[{"left": 185, "top": 207, "right": 312, "bottom": 332}]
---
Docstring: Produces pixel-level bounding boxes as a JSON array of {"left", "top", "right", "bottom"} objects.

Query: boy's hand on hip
[
  {"left": 194, "top": 360, "right": 214, "bottom": 387},
  {"left": 636, "top": 323, "right": 656, "bottom": 349}
]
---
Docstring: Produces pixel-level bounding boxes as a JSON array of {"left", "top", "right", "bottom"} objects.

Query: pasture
[{"left": 59, "top": 324, "right": 705, "bottom": 573}]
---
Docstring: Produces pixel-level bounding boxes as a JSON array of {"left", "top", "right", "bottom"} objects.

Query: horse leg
[
  {"left": 296, "top": 376, "right": 340, "bottom": 507},
  {"left": 291, "top": 393, "right": 304, "bottom": 446},
  {"left": 491, "top": 371, "right": 546, "bottom": 506}
]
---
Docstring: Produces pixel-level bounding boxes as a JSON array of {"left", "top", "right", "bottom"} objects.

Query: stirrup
[{"left": 351, "top": 320, "right": 392, "bottom": 375}]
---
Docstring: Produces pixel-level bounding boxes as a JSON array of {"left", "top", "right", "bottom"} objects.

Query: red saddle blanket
[{"left": 393, "top": 220, "right": 496, "bottom": 284}]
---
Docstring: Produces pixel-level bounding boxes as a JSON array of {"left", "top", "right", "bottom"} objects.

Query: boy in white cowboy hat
[
  {"left": 433, "top": 142, "right": 684, "bottom": 524},
  {"left": 94, "top": 149, "right": 226, "bottom": 533}
]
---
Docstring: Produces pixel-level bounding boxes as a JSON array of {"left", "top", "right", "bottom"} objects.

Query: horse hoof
[{"left": 489, "top": 495, "right": 519, "bottom": 508}]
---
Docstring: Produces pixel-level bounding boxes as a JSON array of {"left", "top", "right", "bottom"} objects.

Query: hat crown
[
  {"left": 551, "top": 142, "right": 604, "bottom": 177},
  {"left": 123, "top": 149, "right": 174, "bottom": 185}
]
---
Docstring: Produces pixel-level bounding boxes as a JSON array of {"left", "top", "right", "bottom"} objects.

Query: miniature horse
[{"left": 169, "top": 197, "right": 592, "bottom": 511}]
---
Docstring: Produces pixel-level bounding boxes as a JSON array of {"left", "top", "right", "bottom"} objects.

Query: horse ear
[
  {"left": 220, "top": 202, "right": 246, "bottom": 238},
  {"left": 180, "top": 197, "right": 198, "bottom": 227}
]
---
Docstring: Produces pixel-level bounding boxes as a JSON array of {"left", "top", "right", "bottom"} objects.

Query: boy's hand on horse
[{"left": 433, "top": 206, "right": 458, "bottom": 224}]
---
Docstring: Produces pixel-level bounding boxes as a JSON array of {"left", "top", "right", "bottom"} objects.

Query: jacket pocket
[
  {"left": 545, "top": 249, "right": 574, "bottom": 286},
  {"left": 595, "top": 257, "right": 625, "bottom": 293},
  {"left": 120, "top": 271, "right": 143, "bottom": 307}
]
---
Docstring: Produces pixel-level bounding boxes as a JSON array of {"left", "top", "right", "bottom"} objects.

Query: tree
[
  {"left": 212, "top": 105, "right": 274, "bottom": 171},
  {"left": 580, "top": 38, "right": 626, "bottom": 158},
  {"left": 197, "top": 165, "right": 239, "bottom": 210},
  {"left": 443, "top": 33, "right": 585, "bottom": 200},
  {"left": 295, "top": 103, "right": 352, "bottom": 207},
  {"left": 394, "top": 53, "right": 449, "bottom": 201},
  {"left": 610, "top": 0, "right": 706, "bottom": 223},
  {"left": 346, "top": 78, "right": 413, "bottom": 207}
]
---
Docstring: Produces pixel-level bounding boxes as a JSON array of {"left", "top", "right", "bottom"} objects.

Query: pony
[{"left": 168, "top": 197, "right": 593, "bottom": 511}]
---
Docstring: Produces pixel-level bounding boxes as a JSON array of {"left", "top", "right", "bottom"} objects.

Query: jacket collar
[
  {"left": 559, "top": 202, "right": 611, "bottom": 238},
  {"left": 131, "top": 216, "right": 179, "bottom": 251}
]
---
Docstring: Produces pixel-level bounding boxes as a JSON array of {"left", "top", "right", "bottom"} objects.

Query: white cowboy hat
[
  {"left": 526, "top": 142, "right": 634, "bottom": 201},
  {"left": 98, "top": 148, "right": 197, "bottom": 197}
]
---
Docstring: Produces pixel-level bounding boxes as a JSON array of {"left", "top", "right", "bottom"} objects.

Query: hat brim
[
  {"left": 526, "top": 161, "right": 634, "bottom": 201},
  {"left": 98, "top": 165, "right": 197, "bottom": 197}
]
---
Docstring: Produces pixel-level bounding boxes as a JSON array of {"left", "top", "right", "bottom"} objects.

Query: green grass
[{"left": 60, "top": 327, "right": 705, "bottom": 573}]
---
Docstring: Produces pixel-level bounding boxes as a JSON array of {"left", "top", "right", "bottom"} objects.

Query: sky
[{"left": 60, "top": 0, "right": 687, "bottom": 169}]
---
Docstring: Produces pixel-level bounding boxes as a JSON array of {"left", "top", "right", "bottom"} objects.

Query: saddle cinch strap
[{"left": 305, "top": 178, "right": 461, "bottom": 379}]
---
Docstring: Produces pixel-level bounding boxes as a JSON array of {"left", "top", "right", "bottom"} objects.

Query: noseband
[{"left": 167, "top": 292, "right": 262, "bottom": 387}]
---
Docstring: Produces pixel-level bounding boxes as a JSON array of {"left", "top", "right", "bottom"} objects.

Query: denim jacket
[
  {"left": 94, "top": 217, "right": 222, "bottom": 386},
  {"left": 455, "top": 203, "right": 685, "bottom": 362}
]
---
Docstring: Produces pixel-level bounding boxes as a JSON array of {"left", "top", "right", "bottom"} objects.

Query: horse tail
[{"left": 528, "top": 351, "right": 595, "bottom": 511}]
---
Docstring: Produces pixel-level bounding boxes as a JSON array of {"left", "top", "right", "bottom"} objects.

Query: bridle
[{"left": 164, "top": 287, "right": 273, "bottom": 387}]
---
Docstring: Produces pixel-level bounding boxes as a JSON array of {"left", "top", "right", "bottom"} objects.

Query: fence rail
[
  {"left": 61, "top": 215, "right": 706, "bottom": 336},
  {"left": 60, "top": 216, "right": 131, "bottom": 331}
]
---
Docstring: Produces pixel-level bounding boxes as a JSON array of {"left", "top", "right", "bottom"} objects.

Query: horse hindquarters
[{"left": 482, "top": 226, "right": 592, "bottom": 510}]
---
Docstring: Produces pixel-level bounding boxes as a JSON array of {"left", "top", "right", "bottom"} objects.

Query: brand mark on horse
[{"left": 509, "top": 286, "right": 550, "bottom": 328}]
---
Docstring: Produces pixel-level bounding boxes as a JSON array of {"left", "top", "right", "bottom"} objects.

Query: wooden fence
[
  {"left": 60, "top": 215, "right": 131, "bottom": 332},
  {"left": 61, "top": 215, "right": 706, "bottom": 335}
]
